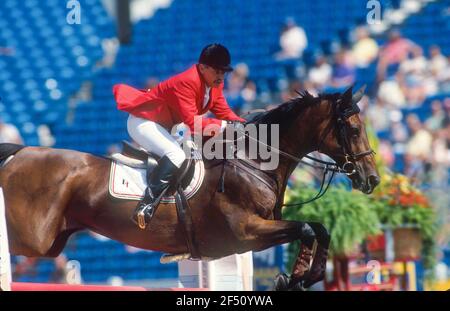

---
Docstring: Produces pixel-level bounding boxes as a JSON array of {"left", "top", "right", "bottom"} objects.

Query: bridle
[
  {"left": 312, "top": 96, "right": 375, "bottom": 177},
  {"left": 285, "top": 97, "right": 375, "bottom": 207}
]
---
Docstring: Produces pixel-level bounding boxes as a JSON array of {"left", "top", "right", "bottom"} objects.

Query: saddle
[
  {"left": 115, "top": 141, "right": 196, "bottom": 192},
  {"left": 112, "top": 141, "right": 201, "bottom": 260}
]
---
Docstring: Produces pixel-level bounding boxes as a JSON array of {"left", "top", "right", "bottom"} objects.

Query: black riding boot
[{"left": 133, "top": 155, "right": 179, "bottom": 229}]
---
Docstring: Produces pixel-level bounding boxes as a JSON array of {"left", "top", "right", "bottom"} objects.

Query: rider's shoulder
[{"left": 170, "top": 67, "right": 201, "bottom": 88}]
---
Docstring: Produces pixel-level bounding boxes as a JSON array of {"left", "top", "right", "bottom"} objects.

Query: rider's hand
[{"left": 226, "top": 120, "right": 245, "bottom": 133}]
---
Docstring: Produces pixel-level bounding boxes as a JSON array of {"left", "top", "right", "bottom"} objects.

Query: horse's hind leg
[{"left": 5, "top": 179, "right": 75, "bottom": 258}]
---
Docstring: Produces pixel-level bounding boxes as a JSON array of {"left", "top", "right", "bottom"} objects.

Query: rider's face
[{"left": 199, "top": 64, "right": 227, "bottom": 88}]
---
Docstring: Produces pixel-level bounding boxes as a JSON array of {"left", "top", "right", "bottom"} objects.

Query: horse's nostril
[{"left": 368, "top": 175, "right": 380, "bottom": 187}]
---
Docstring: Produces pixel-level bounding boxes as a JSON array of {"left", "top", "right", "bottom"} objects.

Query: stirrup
[
  {"left": 137, "top": 209, "right": 147, "bottom": 230},
  {"left": 135, "top": 204, "right": 154, "bottom": 229}
]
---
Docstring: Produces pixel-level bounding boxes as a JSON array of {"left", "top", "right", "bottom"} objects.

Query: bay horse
[{"left": 0, "top": 86, "right": 379, "bottom": 290}]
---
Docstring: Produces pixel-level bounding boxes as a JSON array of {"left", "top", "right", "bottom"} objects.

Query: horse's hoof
[
  {"left": 290, "top": 281, "right": 306, "bottom": 291},
  {"left": 303, "top": 275, "right": 323, "bottom": 289},
  {"left": 303, "top": 267, "right": 325, "bottom": 288},
  {"left": 273, "top": 273, "right": 290, "bottom": 291}
]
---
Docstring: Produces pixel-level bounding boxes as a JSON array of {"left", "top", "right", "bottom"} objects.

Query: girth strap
[
  {"left": 172, "top": 154, "right": 201, "bottom": 260},
  {"left": 174, "top": 186, "right": 200, "bottom": 260}
]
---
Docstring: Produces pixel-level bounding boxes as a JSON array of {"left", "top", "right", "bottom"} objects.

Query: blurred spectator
[
  {"left": 37, "top": 124, "right": 55, "bottom": 147},
  {"left": 307, "top": 56, "right": 332, "bottom": 91},
  {"left": 330, "top": 50, "right": 355, "bottom": 89},
  {"left": 377, "top": 29, "right": 421, "bottom": 81},
  {"left": 233, "top": 63, "right": 250, "bottom": 82},
  {"left": 351, "top": 26, "right": 379, "bottom": 68},
  {"left": 108, "top": 276, "right": 124, "bottom": 286},
  {"left": 377, "top": 74, "right": 406, "bottom": 108},
  {"left": 390, "top": 115, "right": 409, "bottom": 146},
  {"left": 437, "top": 55, "right": 450, "bottom": 93},
  {"left": 0, "top": 118, "right": 24, "bottom": 144},
  {"left": 107, "top": 143, "right": 121, "bottom": 155},
  {"left": 224, "top": 63, "right": 251, "bottom": 114},
  {"left": 428, "top": 45, "right": 448, "bottom": 79},
  {"left": 13, "top": 257, "right": 38, "bottom": 279},
  {"left": 50, "top": 254, "right": 69, "bottom": 283},
  {"left": 241, "top": 80, "right": 257, "bottom": 110},
  {"left": 95, "top": 38, "right": 119, "bottom": 69},
  {"left": 404, "top": 114, "right": 433, "bottom": 180},
  {"left": 430, "top": 126, "right": 450, "bottom": 186},
  {"left": 366, "top": 98, "right": 391, "bottom": 132},
  {"left": 425, "top": 100, "right": 445, "bottom": 132},
  {"left": 275, "top": 17, "right": 307, "bottom": 82},
  {"left": 66, "top": 81, "right": 93, "bottom": 125},
  {"left": 405, "top": 114, "right": 433, "bottom": 159},
  {"left": 0, "top": 46, "right": 14, "bottom": 56},
  {"left": 378, "top": 139, "right": 395, "bottom": 168},
  {"left": 276, "top": 17, "right": 308, "bottom": 60},
  {"left": 398, "top": 49, "right": 430, "bottom": 105},
  {"left": 13, "top": 254, "right": 71, "bottom": 284},
  {"left": 444, "top": 98, "right": 450, "bottom": 119},
  {"left": 399, "top": 49, "right": 427, "bottom": 80}
]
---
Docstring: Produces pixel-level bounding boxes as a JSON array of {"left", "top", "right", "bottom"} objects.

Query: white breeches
[{"left": 127, "top": 115, "right": 186, "bottom": 168}]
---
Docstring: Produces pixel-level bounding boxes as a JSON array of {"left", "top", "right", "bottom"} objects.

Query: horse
[{"left": 0, "top": 85, "right": 379, "bottom": 290}]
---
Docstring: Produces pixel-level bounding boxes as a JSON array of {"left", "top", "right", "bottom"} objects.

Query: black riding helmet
[{"left": 198, "top": 43, "right": 233, "bottom": 72}]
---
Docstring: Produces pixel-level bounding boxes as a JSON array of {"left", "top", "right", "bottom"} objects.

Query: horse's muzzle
[
  {"left": 360, "top": 174, "right": 380, "bottom": 194},
  {"left": 366, "top": 174, "right": 380, "bottom": 193}
]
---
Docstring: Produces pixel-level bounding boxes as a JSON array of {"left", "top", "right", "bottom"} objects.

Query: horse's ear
[
  {"left": 339, "top": 85, "right": 354, "bottom": 106},
  {"left": 352, "top": 84, "right": 366, "bottom": 105}
]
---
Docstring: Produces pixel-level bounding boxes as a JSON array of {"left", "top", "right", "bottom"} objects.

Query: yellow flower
[{"left": 400, "top": 185, "right": 410, "bottom": 194}]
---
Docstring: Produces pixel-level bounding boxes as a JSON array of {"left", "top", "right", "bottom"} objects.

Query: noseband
[{"left": 315, "top": 98, "right": 374, "bottom": 176}]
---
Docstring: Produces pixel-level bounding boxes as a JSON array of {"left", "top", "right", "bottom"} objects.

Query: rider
[{"left": 114, "top": 43, "right": 246, "bottom": 229}]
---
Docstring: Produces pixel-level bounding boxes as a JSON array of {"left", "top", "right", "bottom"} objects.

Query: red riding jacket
[{"left": 113, "top": 64, "right": 245, "bottom": 134}]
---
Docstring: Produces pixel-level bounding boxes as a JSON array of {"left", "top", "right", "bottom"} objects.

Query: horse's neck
[
  {"left": 274, "top": 107, "right": 320, "bottom": 186},
  {"left": 245, "top": 109, "right": 312, "bottom": 218}
]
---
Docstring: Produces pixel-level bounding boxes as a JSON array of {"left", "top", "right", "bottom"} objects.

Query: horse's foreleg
[
  {"left": 233, "top": 217, "right": 316, "bottom": 290},
  {"left": 240, "top": 218, "right": 315, "bottom": 250},
  {"left": 303, "top": 222, "right": 331, "bottom": 288}
]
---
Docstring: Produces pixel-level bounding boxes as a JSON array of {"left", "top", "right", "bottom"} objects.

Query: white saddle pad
[{"left": 108, "top": 152, "right": 205, "bottom": 204}]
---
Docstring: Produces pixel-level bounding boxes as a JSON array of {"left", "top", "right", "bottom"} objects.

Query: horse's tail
[{"left": 0, "top": 143, "right": 25, "bottom": 168}]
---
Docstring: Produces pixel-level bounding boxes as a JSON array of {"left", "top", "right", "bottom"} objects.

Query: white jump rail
[
  {"left": 178, "top": 251, "right": 254, "bottom": 291},
  {"left": 0, "top": 187, "right": 12, "bottom": 291}
]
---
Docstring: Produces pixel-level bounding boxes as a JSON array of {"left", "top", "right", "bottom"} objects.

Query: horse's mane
[{"left": 249, "top": 91, "right": 340, "bottom": 126}]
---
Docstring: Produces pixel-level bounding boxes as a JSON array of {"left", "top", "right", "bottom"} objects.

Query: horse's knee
[
  {"left": 15, "top": 229, "right": 59, "bottom": 257},
  {"left": 30, "top": 240, "right": 56, "bottom": 257},
  {"left": 307, "top": 222, "right": 330, "bottom": 246},
  {"left": 14, "top": 242, "right": 52, "bottom": 257},
  {"left": 298, "top": 222, "right": 316, "bottom": 248}
]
